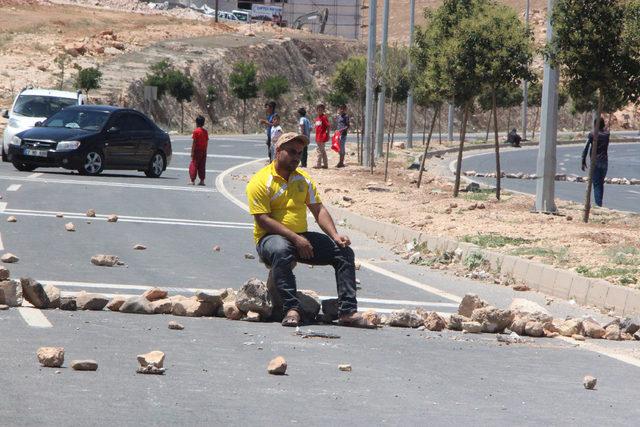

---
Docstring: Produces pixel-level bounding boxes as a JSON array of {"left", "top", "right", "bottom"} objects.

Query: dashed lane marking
[
  {"left": 2, "top": 208, "right": 253, "bottom": 229},
  {"left": 27, "top": 172, "right": 43, "bottom": 179},
  {"left": 17, "top": 306, "right": 53, "bottom": 328},
  {"left": 0, "top": 175, "right": 217, "bottom": 193}
]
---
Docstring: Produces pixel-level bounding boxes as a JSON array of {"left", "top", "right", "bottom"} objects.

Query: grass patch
[
  {"left": 510, "top": 246, "right": 569, "bottom": 265},
  {"left": 464, "top": 252, "right": 485, "bottom": 270},
  {"left": 575, "top": 265, "right": 639, "bottom": 285},
  {"left": 463, "top": 189, "right": 495, "bottom": 202},
  {"left": 606, "top": 246, "right": 640, "bottom": 266},
  {"left": 462, "top": 233, "right": 533, "bottom": 248}
]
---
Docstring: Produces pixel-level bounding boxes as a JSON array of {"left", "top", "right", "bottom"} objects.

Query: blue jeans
[
  {"left": 257, "top": 232, "right": 358, "bottom": 317},
  {"left": 592, "top": 164, "right": 608, "bottom": 207},
  {"left": 339, "top": 133, "right": 347, "bottom": 156}
]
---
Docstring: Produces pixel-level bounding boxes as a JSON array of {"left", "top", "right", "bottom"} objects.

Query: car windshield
[
  {"left": 12, "top": 95, "right": 77, "bottom": 118},
  {"left": 44, "top": 109, "right": 110, "bottom": 131}
]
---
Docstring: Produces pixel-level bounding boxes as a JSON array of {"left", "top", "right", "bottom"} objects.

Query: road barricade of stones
[{"left": 464, "top": 170, "right": 640, "bottom": 185}]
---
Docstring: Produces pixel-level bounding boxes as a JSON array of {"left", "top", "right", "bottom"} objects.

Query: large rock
[
  {"left": 389, "top": 309, "right": 423, "bottom": 328},
  {"left": 558, "top": 318, "right": 583, "bottom": 337},
  {"left": 37, "top": 347, "right": 64, "bottom": 368},
  {"left": 0, "top": 280, "right": 22, "bottom": 306},
  {"left": 236, "top": 278, "right": 273, "bottom": 318},
  {"left": 1, "top": 253, "right": 19, "bottom": 263},
  {"left": 142, "top": 287, "right": 168, "bottom": 302},
  {"left": 267, "top": 356, "right": 287, "bottom": 375},
  {"left": 604, "top": 324, "right": 621, "bottom": 341},
  {"left": 59, "top": 297, "right": 77, "bottom": 311},
  {"left": 524, "top": 321, "right": 545, "bottom": 337},
  {"left": 71, "top": 360, "right": 98, "bottom": 371},
  {"left": 44, "top": 284, "right": 60, "bottom": 309},
  {"left": 424, "top": 312, "right": 447, "bottom": 331},
  {"left": 582, "top": 318, "right": 606, "bottom": 339},
  {"left": 90, "top": 254, "right": 119, "bottom": 267},
  {"left": 470, "top": 306, "right": 514, "bottom": 333},
  {"left": 195, "top": 289, "right": 227, "bottom": 307},
  {"left": 321, "top": 298, "right": 339, "bottom": 322},
  {"left": 150, "top": 298, "right": 172, "bottom": 314},
  {"left": 106, "top": 296, "right": 126, "bottom": 311},
  {"left": 119, "top": 296, "right": 154, "bottom": 314},
  {"left": 462, "top": 321, "right": 483, "bottom": 333},
  {"left": 297, "top": 290, "right": 321, "bottom": 322},
  {"left": 508, "top": 298, "right": 551, "bottom": 317},
  {"left": 20, "top": 277, "right": 50, "bottom": 308},
  {"left": 137, "top": 350, "right": 165, "bottom": 369},
  {"left": 458, "top": 294, "right": 487, "bottom": 318},
  {"left": 447, "top": 313, "right": 467, "bottom": 331},
  {"left": 0, "top": 266, "right": 9, "bottom": 280},
  {"left": 75, "top": 291, "right": 109, "bottom": 311},
  {"left": 172, "top": 296, "right": 216, "bottom": 317},
  {"left": 620, "top": 317, "right": 640, "bottom": 335}
]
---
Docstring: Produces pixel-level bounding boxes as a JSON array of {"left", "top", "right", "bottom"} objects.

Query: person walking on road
[
  {"left": 313, "top": 104, "right": 329, "bottom": 169},
  {"left": 269, "top": 113, "right": 283, "bottom": 161},
  {"left": 335, "top": 104, "right": 350, "bottom": 167},
  {"left": 297, "top": 107, "right": 311, "bottom": 167},
  {"left": 259, "top": 101, "right": 277, "bottom": 162},
  {"left": 189, "top": 115, "right": 208, "bottom": 186},
  {"left": 246, "top": 132, "right": 375, "bottom": 329},
  {"left": 582, "top": 117, "right": 610, "bottom": 207}
]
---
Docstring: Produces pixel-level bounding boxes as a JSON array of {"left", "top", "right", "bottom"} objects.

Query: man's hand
[
  {"left": 294, "top": 234, "right": 314, "bottom": 259},
  {"left": 333, "top": 234, "right": 351, "bottom": 248},
  {"left": 259, "top": 118, "right": 269, "bottom": 126}
]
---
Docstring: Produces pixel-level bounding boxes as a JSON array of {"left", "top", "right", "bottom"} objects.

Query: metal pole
[
  {"left": 375, "top": 0, "right": 390, "bottom": 158},
  {"left": 363, "top": 0, "right": 377, "bottom": 167},
  {"left": 534, "top": 0, "right": 558, "bottom": 213},
  {"left": 447, "top": 103, "right": 454, "bottom": 141},
  {"left": 215, "top": 0, "right": 219, "bottom": 23},
  {"left": 521, "top": 0, "right": 530, "bottom": 140},
  {"left": 405, "top": 0, "right": 416, "bottom": 148}
]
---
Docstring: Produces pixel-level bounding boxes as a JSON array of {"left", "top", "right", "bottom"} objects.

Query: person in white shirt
[{"left": 269, "top": 113, "right": 283, "bottom": 161}]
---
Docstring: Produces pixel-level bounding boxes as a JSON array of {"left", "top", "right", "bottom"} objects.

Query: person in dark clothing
[
  {"left": 335, "top": 104, "right": 350, "bottom": 168},
  {"left": 259, "top": 101, "right": 277, "bottom": 161},
  {"left": 507, "top": 128, "right": 522, "bottom": 147},
  {"left": 582, "top": 117, "right": 610, "bottom": 207}
]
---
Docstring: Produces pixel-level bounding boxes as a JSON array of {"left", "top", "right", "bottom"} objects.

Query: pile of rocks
[{"left": 464, "top": 170, "right": 640, "bottom": 185}]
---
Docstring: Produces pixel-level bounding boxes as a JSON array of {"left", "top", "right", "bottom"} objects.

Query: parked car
[
  {"left": 2, "top": 88, "right": 86, "bottom": 162},
  {"left": 232, "top": 9, "right": 251, "bottom": 22},
  {"left": 7, "top": 105, "right": 172, "bottom": 177}
]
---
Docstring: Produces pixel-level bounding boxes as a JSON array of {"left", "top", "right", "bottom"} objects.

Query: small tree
[
  {"left": 54, "top": 53, "right": 72, "bottom": 90},
  {"left": 550, "top": 0, "right": 640, "bottom": 222},
  {"left": 229, "top": 61, "right": 258, "bottom": 134},
  {"left": 144, "top": 59, "right": 173, "bottom": 99},
  {"left": 76, "top": 67, "right": 102, "bottom": 98},
  {"left": 166, "top": 69, "right": 194, "bottom": 134},
  {"left": 261, "top": 75, "right": 290, "bottom": 101}
]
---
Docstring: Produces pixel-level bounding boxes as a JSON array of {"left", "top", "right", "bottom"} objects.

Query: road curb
[{"left": 328, "top": 204, "right": 640, "bottom": 317}]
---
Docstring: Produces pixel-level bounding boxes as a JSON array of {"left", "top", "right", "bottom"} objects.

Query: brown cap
[{"left": 275, "top": 132, "right": 309, "bottom": 150}]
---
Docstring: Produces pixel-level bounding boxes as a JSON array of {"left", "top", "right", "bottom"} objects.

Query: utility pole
[
  {"left": 405, "top": 0, "right": 416, "bottom": 148},
  {"left": 521, "top": 0, "right": 530, "bottom": 140},
  {"left": 375, "top": 0, "right": 390, "bottom": 158},
  {"left": 215, "top": 0, "right": 219, "bottom": 23},
  {"left": 363, "top": 0, "right": 377, "bottom": 167},
  {"left": 447, "top": 103, "right": 454, "bottom": 141},
  {"left": 534, "top": 0, "right": 558, "bottom": 213}
]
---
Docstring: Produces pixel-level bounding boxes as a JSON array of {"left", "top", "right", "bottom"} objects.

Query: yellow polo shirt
[{"left": 246, "top": 162, "right": 322, "bottom": 244}]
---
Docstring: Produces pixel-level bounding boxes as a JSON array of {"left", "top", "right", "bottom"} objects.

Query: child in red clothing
[
  {"left": 189, "top": 115, "right": 209, "bottom": 186},
  {"left": 313, "top": 103, "right": 330, "bottom": 169}
]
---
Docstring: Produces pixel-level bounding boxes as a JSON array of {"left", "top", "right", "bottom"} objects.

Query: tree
[
  {"left": 229, "top": 61, "right": 258, "bottom": 134},
  {"left": 549, "top": 0, "right": 640, "bottom": 222},
  {"left": 465, "top": 5, "right": 534, "bottom": 200},
  {"left": 75, "top": 67, "right": 102, "bottom": 98},
  {"left": 166, "top": 69, "right": 194, "bottom": 134},
  {"left": 414, "top": 0, "right": 491, "bottom": 197},
  {"left": 54, "top": 53, "right": 72, "bottom": 90},
  {"left": 479, "top": 84, "right": 524, "bottom": 141},
  {"left": 144, "top": 59, "right": 173, "bottom": 99},
  {"left": 260, "top": 75, "right": 290, "bottom": 101},
  {"left": 331, "top": 56, "right": 367, "bottom": 164}
]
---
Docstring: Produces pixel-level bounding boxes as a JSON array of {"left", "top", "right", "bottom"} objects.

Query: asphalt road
[
  {"left": 460, "top": 143, "right": 640, "bottom": 212},
  {"left": 1, "top": 135, "right": 640, "bottom": 425}
]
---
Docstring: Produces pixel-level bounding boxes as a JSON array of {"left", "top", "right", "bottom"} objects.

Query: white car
[{"left": 2, "top": 88, "right": 85, "bottom": 162}]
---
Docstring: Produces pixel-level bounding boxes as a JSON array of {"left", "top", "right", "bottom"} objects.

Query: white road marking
[
  {"left": 630, "top": 190, "right": 640, "bottom": 195},
  {"left": 27, "top": 172, "right": 43, "bottom": 179},
  {"left": 17, "top": 306, "right": 53, "bottom": 328},
  {"left": 0, "top": 175, "right": 217, "bottom": 193},
  {"left": 357, "top": 297, "right": 458, "bottom": 307},
  {"left": 174, "top": 152, "right": 260, "bottom": 160},
  {"left": 557, "top": 336, "right": 640, "bottom": 369},
  {"left": 6, "top": 184, "right": 21, "bottom": 192},
  {"left": 3, "top": 208, "right": 253, "bottom": 229},
  {"left": 167, "top": 167, "right": 224, "bottom": 173},
  {"left": 0, "top": 202, "right": 6, "bottom": 212},
  {"left": 0, "top": 231, "right": 4, "bottom": 251}
]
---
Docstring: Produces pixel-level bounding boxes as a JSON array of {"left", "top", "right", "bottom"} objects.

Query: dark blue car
[{"left": 7, "top": 105, "right": 172, "bottom": 177}]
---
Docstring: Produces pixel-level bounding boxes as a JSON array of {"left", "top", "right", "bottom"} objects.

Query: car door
[
  {"left": 103, "top": 113, "right": 137, "bottom": 168},
  {"left": 127, "top": 113, "right": 155, "bottom": 166}
]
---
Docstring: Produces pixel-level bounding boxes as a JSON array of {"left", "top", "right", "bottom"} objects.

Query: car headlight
[
  {"left": 56, "top": 140, "right": 81, "bottom": 151},
  {"left": 10, "top": 136, "right": 21, "bottom": 146}
]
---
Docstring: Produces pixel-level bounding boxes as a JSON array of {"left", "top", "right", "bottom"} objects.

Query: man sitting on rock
[{"left": 246, "top": 132, "right": 374, "bottom": 328}]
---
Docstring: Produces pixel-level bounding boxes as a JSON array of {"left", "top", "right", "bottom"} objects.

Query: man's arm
[
  {"left": 254, "top": 214, "right": 314, "bottom": 259},
  {"left": 307, "top": 203, "right": 350, "bottom": 248},
  {"left": 581, "top": 135, "right": 592, "bottom": 170}
]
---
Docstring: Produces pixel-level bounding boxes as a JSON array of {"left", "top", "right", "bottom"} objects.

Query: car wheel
[
  {"left": 79, "top": 150, "right": 104, "bottom": 176},
  {"left": 12, "top": 161, "right": 37, "bottom": 172},
  {"left": 145, "top": 151, "right": 165, "bottom": 178}
]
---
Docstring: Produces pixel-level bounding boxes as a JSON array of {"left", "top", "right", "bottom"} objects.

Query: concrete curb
[{"left": 328, "top": 205, "right": 640, "bottom": 317}]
